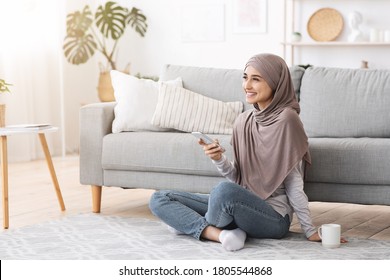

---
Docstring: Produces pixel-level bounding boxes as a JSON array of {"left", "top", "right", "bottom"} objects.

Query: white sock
[
  {"left": 167, "top": 225, "right": 185, "bottom": 235},
  {"left": 219, "top": 228, "right": 247, "bottom": 251}
]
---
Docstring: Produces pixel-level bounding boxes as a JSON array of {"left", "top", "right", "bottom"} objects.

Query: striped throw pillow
[{"left": 152, "top": 84, "right": 243, "bottom": 134}]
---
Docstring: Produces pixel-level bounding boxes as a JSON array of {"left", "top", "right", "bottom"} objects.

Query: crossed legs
[{"left": 149, "top": 182, "right": 290, "bottom": 251}]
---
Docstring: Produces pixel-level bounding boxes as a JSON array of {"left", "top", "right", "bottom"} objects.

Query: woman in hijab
[{"left": 150, "top": 53, "right": 324, "bottom": 251}]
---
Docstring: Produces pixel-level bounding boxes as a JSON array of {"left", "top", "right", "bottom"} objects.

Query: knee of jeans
[
  {"left": 149, "top": 190, "right": 170, "bottom": 215},
  {"left": 210, "top": 182, "right": 241, "bottom": 204}
]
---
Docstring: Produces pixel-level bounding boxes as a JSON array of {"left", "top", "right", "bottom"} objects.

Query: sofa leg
[{"left": 91, "top": 185, "right": 102, "bottom": 213}]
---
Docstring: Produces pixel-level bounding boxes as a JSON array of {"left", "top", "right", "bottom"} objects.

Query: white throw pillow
[
  {"left": 111, "top": 70, "right": 183, "bottom": 133},
  {"left": 152, "top": 84, "right": 243, "bottom": 134}
]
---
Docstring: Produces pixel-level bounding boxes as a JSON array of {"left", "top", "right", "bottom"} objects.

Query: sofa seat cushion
[
  {"left": 306, "top": 138, "right": 390, "bottom": 185},
  {"left": 102, "top": 132, "right": 233, "bottom": 176}
]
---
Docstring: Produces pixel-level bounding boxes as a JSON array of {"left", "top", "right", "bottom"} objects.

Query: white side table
[{"left": 0, "top": 126, "right": 66, "bottom": 229}]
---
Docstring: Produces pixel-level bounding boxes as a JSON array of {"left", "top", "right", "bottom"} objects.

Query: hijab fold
[{"left": 232, "top": 53, "right": 311, "bottom": 199}]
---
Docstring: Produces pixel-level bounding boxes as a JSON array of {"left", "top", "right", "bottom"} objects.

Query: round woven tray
[{"left": 307, "top": 8, "right": 343, "bottom": 41}]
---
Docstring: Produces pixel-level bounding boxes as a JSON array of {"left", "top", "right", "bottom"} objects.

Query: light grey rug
[{"left": 1, "top": 214, "right": 389, "bottom": 260}]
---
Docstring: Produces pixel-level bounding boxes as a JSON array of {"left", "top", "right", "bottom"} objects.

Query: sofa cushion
[
  {"left": 111, "top": 70, "right": 183, "bottom": 133},
  {"left": 102, "top": 131, "right": 234, "bottom": 177},
  {"left": 300, "top": 67, "right": 390, "bottom": 137},
  {"left": 306, "top": 138, "right": 390, "bottom": 185},
  {"left": 159, "top": 64, "right": 305, "bottom": 112},
  {"left": 151, "top": 84, "right": 243, "bottom": 134}
]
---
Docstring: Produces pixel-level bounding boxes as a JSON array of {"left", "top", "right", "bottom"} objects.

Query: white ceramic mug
[{"left": 318, "top": 224, "right": 341, "bottom": 248}]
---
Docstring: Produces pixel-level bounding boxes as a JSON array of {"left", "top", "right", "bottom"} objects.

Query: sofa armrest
[{"left": 79, "top": 102, "right": 116, "bottom": 186}]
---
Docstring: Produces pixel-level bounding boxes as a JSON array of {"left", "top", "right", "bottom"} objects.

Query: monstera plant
[
  {"left": 0, "top": 79, "right": 12, "bottom": 94},
  {"left": 63, "top": 1, "right": 148, "bottom": 101}
]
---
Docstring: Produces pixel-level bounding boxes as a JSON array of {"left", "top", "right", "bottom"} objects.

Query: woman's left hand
[
  {"left": 308, "top": 232, "right": 348, "bottom": 243},
  {"left": 308, "top": 232, "right": 321, "bottom": 242}
]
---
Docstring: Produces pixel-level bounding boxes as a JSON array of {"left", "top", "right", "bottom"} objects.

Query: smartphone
[{"left": 191, "top": 132, "right": 225, "bottom": 152}]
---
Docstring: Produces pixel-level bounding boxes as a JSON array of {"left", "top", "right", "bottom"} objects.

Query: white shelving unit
[
  {"left": 283, "top": 42, "right": 390, "bottom": 46},
  {"left": 282, "top": 0, "right": 390, "bottom": 65}
]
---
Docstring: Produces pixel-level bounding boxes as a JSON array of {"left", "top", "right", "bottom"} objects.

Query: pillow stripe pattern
[{"left": 152, "top": 84, "right": 243, "bottom": 134}]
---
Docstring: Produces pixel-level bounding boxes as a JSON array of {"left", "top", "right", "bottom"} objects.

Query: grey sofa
[{"left": 80, "top": 64, "right": 390, "bottom": 213}]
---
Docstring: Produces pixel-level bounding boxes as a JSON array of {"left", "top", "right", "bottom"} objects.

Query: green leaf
[
  {"left": 62, "top": 1, "right": 148, "bottom": 67},
  {"left": 127, "top": 7, "right": 148, "bottom": 37},
  {"left": 95, "top": 1, "right": 127, "bottom": 40},
  {"left": 66, "top": 5, "right": 93, "bottom": 37},
  {"left": 63, "top": 5, "right": 97, "bottom": 65},
  {"left": 63, "top": 34, "right": 97, "bottom": 65},
  {"left": 0, "top": 79, "right": 12, "bottom": 93}
]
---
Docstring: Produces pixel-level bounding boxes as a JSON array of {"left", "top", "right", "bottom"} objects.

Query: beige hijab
[{"left": 232, "top": 53, "right": 311, "bottom": 199}]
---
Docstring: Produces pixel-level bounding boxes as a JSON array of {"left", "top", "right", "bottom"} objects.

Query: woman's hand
[
  {"left": 308, "top": 232, "right": 348, "bottom": 243},
  {"left": 198, "top": 139, "right": 224, "bottom": 161},
  {"left": 308, "top": 232, "right": 321, "bottom": 242}
]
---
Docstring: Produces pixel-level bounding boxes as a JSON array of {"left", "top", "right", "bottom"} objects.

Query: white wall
[
  {"left": 127, "top": 0, "right": 285, "bottom": 75},
  {"left": 0, "top": 0, "right": 65, "bottom": 162},
  {"left": 63, "top": 0, "right": 390, "bottom": 154}
]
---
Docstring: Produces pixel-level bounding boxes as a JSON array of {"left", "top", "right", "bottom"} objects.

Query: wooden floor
[{"left": 1, "top": 155, "right": 390, "bottom": 241}]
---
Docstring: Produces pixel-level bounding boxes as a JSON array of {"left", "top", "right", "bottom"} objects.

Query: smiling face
[{"left": 242, "top": 65, "right": 274, "bottom": 110}]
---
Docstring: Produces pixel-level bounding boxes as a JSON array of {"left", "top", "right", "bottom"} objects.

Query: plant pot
[
  {"left": 0, "top": 104, "right": 5, "bottom": 127},
  {"left": 291, "top": 32, "right": 302, "bottom": 42},
  {"left": 97, "top": 71, "right": 115, "bottom": 102}
]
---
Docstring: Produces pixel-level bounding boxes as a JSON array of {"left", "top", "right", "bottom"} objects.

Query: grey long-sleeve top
[{"left": 212, "top": 155, "right": 317, "bottom": 238}]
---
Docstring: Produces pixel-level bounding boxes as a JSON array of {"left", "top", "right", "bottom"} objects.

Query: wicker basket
[
  {"left": 0, "top": 104, "right": 5, "bottom": 127},
  {"left": 307, "top": 8, "right": 344, "bottom": 42},
  {"left": 97, "top": 72, "right": 116, "bottom": 102}
]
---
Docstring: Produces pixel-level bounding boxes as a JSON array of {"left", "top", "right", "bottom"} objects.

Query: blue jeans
[{"left": 149, "top": 181, "right": 290, "bottom": 240}]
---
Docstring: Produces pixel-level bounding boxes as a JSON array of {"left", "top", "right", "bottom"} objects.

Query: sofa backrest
[
  {"left": 160, "top": 64, "right": 305, "bottom": 112},
  {"left": 299, "top": 67, "right": 390, "bottom": 138},
  {"left": 160, "top": 64, "right": 250, "bottom": 111}
]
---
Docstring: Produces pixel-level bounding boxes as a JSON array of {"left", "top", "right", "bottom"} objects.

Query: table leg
[
  {"left": 1, "top": 136, "right": 9, "bottom": 229},
  {"left": 38, "top": 133, "right": 65, "bottom": 211}
]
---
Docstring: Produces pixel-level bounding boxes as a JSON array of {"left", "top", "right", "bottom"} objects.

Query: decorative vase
[{"left": 0, "top": 104, "right": 5, "bottom": 127}]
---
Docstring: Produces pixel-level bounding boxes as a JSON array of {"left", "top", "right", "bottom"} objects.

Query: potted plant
[
  {"left": 0, "top": 79, "right": 12, "bottom": 94},
  {"left": 0, "top": 79, "right": 12, "bottom": 127},
  {"left": 291, "top": 31, "right": 302, "bottom": 42},
  {"left": 63, "top": 1, "right": 148, "bottom": 101}
]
